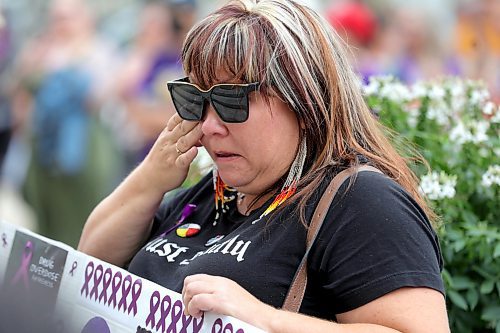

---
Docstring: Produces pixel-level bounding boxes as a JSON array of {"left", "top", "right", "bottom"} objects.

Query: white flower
[
  {"left": 470, "top": 88, "right": 490, "bottom": 106},
  {"left": 483, "top": 102, "right": 495, "bottom": 116},
  {"left": 449, "top": 122, "right": 473, "bottom": 145},
  {"left": 411, "top": 81, "right": 428, "bottom": 99},
  {"left": 471, "top": 121, "right": 490, "bottom": 143},
  {"left": 363, "top": 78, "right": 380, "bottom": 96},
  {"left": 380, "top": 81, "right": 411, "bottom": 102},
  {"left": 405, "top": 104, "right": 419, "bottom": 128},
  {"left": 428, "top": 84, "right": 446, "bottom": 102},
  {"left": 420, "top": 171, "right": 457, "bottom": 200},
  {"left": 481, "top": 165, "right": 500, "bottom": 187},
  {"left": 449, "top": 120, "right": 490, "bottom": 145},
  {"left": 449, "top": 81, "right": 465, "bottom": 99},
  {"left": 427, "top": 101, "right": 451, "bottom": 126},
  {"left": 451, "top": 95, "right": 466, "bottom": 114},
  {"left": 491, "top": 105, "right": 500, "bottom": 123}
]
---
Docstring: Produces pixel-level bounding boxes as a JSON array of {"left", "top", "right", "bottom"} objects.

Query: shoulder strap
[{"left": 281, "top": 165, "right": 382, "bottom": 312}]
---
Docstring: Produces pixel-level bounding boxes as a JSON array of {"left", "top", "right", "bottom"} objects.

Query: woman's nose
[{"left": 200, "top": 104, "right": 229, "bottom": 136}]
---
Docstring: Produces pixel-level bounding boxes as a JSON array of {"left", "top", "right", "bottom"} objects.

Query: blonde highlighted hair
[{"left": 181, "top": 0, "right": 435, "bottom": 223}]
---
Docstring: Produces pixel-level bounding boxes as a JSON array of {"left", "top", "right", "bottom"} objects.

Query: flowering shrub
[{"left": 365, "top": 76, "right": 500, "bottom": 333}]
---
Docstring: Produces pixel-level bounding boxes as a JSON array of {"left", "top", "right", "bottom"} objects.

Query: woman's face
[{"left": 199, "top": 86, "right": 300, "bottom": 196}]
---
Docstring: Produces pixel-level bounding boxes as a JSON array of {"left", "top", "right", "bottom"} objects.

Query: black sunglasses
[{"left": 167, "top": 77, "right": 259, "bottom": 123}]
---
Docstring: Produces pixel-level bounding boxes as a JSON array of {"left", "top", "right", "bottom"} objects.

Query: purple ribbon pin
[
  {"left": 10, "top": 240, "right": 33, "bottom": 289},
  {"left": 69, "top": 261, "right": 78, "bottom": 276},
  {"left": 1, "top": 233, "right": 7, "bottom": 248},
  {"left": 160, "top": 204, "right": 197, "bottom": 237}
]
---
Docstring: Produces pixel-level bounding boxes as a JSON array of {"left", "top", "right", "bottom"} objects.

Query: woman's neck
[{"left": 236, "top": 191, "right": 274, "bottom": 216}]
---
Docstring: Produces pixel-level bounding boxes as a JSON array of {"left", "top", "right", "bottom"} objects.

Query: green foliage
[{"left": 366, "top": 76, "right": 500, "bottom": 332}]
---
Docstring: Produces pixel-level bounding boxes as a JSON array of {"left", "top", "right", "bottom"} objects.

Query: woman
[{"left": 78, "top": 0, "right": 450, "bottom": 332}]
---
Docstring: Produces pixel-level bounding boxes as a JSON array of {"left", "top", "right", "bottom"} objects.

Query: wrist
[
  {"left": 134, "top": 161, "right": 167, "bottom": 197},
  {"left": 255, "top": 305, "right": 283, "bottom": 333}
]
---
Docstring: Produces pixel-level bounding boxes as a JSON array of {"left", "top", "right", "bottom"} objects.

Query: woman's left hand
[{"left": 182, "top": 274, "right": 276, "bottom": 328}]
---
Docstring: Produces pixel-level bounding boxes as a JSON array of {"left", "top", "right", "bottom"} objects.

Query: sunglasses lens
[
  {"left": 211, "top": 85, "right": 249, "bottom": 123},
  {"left": 169, "top": 84, "right": 204, "bottom": 121}
]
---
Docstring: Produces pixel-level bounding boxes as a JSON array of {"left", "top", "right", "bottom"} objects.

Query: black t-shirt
[{"left": 128, "top": 169, "right": 444, "bottom": 320}]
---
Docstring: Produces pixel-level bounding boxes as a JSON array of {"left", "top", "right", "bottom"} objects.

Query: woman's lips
[{"left": 214, "top": 151, "right": 241, "bottom": 161}]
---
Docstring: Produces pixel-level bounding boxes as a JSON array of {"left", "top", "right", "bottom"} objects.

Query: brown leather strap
[{"left": 281, "top": 165, "right": 382, "bottom": 312}]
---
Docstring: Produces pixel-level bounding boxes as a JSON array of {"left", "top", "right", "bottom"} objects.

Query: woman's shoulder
[
  {"left": 321, "top": 164, "right": 434, "bottom": 236},
  {"left": 328, "top": 165, "right": 418, "bottom": 208}
]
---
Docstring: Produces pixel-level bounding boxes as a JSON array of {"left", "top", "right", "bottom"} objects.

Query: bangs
[{"left": 181, "top": 4, "right": 272, "bottom": 89}]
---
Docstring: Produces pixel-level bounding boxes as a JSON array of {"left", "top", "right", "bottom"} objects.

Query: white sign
[{"left": 0, "top": 221, "right": 265, "bottom": 333}]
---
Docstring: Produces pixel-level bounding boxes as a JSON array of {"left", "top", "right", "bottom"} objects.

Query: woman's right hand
[
  {"left": 138, "top": 113, "right": 203, "bottom": 195},
  {"left": 78, "top": 114, "right": 202, "bottom": 265}
]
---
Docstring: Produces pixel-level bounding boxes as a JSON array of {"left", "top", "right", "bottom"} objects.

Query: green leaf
[
  {"left": 494, "top": 243, "right": 500, "bottom": 258},
  {"left": 482, "top": 306, "right": 500, "bottom": 321},
  {"left": 466, "top": 288, "right": 479, "bottom": 310},
  {"left": 496, "top": 321, "right": 500, "bottom": 333},
  {"left": 448, "top": 290, "right": 468, "bottom": 311},
  {"left": 441, "top": 269, "right": 452, "bottom": 287},
  {"left": 481, "top": 280, "right": 495, "bottom": 294},
  {"left": 462, "top": 210, "right": 478, "bottom": 224},
  {"left": 453, "top": 239, "right": 466, "bottom": 252},
  {"left": 453, "top": 276, "right": 474, "bottom": 290}
]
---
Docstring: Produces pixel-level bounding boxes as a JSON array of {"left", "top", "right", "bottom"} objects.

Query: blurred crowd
[{"left": 0, "top": 0, "right": 498, "bottom": 247}]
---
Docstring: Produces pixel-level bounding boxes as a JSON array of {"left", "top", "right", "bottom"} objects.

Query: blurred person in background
[
  {"left": 454, "top": 0, "right": 500, "bottom": 102},
  {"left": 113, "top": 0, "right": 194, "bottom": 172},
  {"left": 9, "top": 0, "right": 121, "bottom": 247},
  {"left": 0, "top": 6, "right": 10, "bottom": 170},
  {"left": 327, "top": 1, "right": 459, "bottom": 85},
  {"left": 170, "top": 0, "right": 198, "bottom": 51},
  {"left": 0, "top": 5, "right": 37, "bottom": 231},
  {"left": 381, "top": 6, "right": 454, "bottom": 84},
  {"left": 325, "top": 1, "right": 384, "bottom": 84}
]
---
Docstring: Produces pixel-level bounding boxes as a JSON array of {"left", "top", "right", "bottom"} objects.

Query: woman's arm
[
  {"left": 182, "top": 274, "right": 450, "bottom": 333},
  {"left": 78, "top": 115, "right": 202, "bottom": 266}
]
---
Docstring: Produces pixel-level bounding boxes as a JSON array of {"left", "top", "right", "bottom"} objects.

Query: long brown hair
[{"left": 181, "top": 0, "right": 436, "bottom": 224}]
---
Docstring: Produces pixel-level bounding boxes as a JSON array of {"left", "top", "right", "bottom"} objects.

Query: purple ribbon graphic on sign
[
  {"left": 108, "top": 271, "right": 122, "bottom": 309},
  {"left": 179, "top": 313, "right": 193, "bottom": 333},
  {"left": 156, "top": 295, "right": 172, "bottom": 332},
  {"left": 166, "top": 300, "right": 183, "bottom": 333},
  {"left": 70, "top": 261, "right": 78, "bottom": 276},
  {"left": 81, "top": 261, "right": 94, "bottom": 297},
  {"left": 146, "top": 291, "right": 161, "bottom": 329},
  {"left": 90, "top": 264, "right": 104, "bottom": 301},
  {"left": 10, "top": 240, "right": 33, "bottom": 289},
  {"left": 127, "top": 278, "right": 142, "bottom": 316},
  {"left": 118, "top": 274, "right": 132, "bottom": 312},
  {"left": 1, "top": 233, "right": 7, "bottom": 248},
  {"left": 160, "top": 204, "right": 197, "bottom": 237},
  {"left": 212, "top": 318, "right": 245, "bottom": 333},
  {"left": 98, "top": 268, "right": 113, "bottom": 304}
]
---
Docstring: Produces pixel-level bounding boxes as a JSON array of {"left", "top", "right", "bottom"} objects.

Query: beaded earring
[
  {"left": 213, "top": 168, "right": 237, "bottom": 226},
  {"left": 259, "top": 138, "right": 307, "bottom": 219},
  {"left": 212, "top": 138, "right": 307, "bottom": 225}
]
